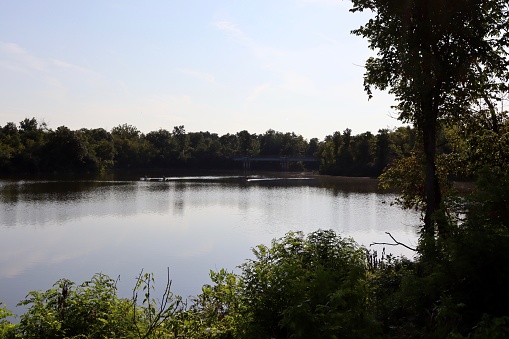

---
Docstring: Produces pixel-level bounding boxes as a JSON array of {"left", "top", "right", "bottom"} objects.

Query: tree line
[{"left": 0, "top": 117, "right": 426, "bottom": 176}]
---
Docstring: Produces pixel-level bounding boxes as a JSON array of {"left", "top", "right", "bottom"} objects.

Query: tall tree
[
  {"left": 172, "top": 125, "right": 188, "bottom": 160},
  {"left": 350, "top": 0, "right": 509, "bottom": 238}
]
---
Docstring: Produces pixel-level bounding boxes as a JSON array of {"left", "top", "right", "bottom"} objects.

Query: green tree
[
  {"left": 111, "top": 124, "right": 152, "bottom": 169},
  {"left": 43, "top": 126, "right": 88, "bottom": 172},
  {"left": 236, "top": 130, "right": 259, "bottom": 156},
  {"left": 0, "top": 123, "right": 21, "bottom": 172},
  {"left": 305, "top": 137, "right": 319, "bottom": 157},
  {"left": 350, "top": 0, "right": 509, "bottom": 239},
  {"left": 374, "top": 129, "right": 391, "bottom": 174},
  {"left": 351, "top": 131, "right": 375, "bottom": 175},
  {"left": 80, "top": 128, "right": 116, "bottom": 172},
  {"left": 172, "top": 125, "right": 189, "bottom": 160},
  {"left": 280, "top": 132, "right": 305, "bottom": 156},
  {"left": 17, "top": 118, "right": 46, "bottom": 172},
  {"left": 318, "top": 135, "right": 336, "bottom": 174},
  {"left": 145, "top": 129, "right": 174, "bottom": 166},
  {"left": 337, "top": 128, "right": 354, "bottom": 174},
  {"left": 219, "top": 133, "right": 239, "bottom": 158}
]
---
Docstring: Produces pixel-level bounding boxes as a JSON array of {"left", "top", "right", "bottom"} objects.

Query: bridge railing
[
  {"left": 232, "top": 155, "right": 319, "bottom": 171},
  {"left": 232, "top": 155, "right": 319, "bottom": 162}
]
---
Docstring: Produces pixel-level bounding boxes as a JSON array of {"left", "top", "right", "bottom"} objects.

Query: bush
[
  {"left": 16, "top": 274, "right": 135, "bottom": 338},
  {"left": 237, "top": 230, "right": 378, "bottom": 338}
]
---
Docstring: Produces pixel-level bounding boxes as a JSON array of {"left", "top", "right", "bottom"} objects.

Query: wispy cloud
[
  {"left": 0, "top": 41, "right": 46, "bottom": 73},
  {"left": 1, "top": 41, "right": 101, "bottom": 81}
]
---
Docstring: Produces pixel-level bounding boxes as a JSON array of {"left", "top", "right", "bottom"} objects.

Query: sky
[{"left": 0, "top": 0, "right": 405, "bottom": 141}]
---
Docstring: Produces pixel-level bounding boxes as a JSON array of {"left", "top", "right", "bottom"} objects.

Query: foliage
[
  {"left": 318, "top": 126, "right": 417, "bottom": 177},
  {"left": 15, "top": 274, "right": 134, "bottom": 338},
  {"left": 6, "top": 271, "right": 189, "bottom": 339},
  {"left": 453, "top": 122, "right": 509, "bottom": 177},
  {"left": 42, "top": 126, "right": 89, "bottom": 172},
  {"left": 1, "top": 117, "right": 437, "bottom": 176},
  {"left": 369, "top": 169, "right": 509, "bottom": 337},
  {"left": 350, "top": 0, "right": 509, "bottom": 237},
  {"left": 238, "top": 230, "right": 377, "bottom": 338},
  {"left": 175, "top": 268, "right": 247, "bottom": 338},
  {"left": 379, "top": 148, "right": 456, "bottom": 215},
  {"left": 0, "top": 119, "right": 324, "bottom": 174},
  {"left": 379, "top": 152, "right": 425, "bottom": 210},
  {"left": 0, "top": 303, "right": 16, "bottom": 339}
]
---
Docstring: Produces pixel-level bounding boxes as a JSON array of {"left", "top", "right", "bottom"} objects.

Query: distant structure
[{"left": 232, "top": 155, "right": 319, "bottom": 171}]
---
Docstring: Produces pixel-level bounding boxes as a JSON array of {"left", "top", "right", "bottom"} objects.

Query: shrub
[{"left": 238, "top": 230, "right": 378, "bottom": 338}]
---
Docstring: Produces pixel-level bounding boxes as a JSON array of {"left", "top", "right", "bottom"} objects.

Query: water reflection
[
  {"left": 318, "top": 176, "right": 382, "bottom": 194},
  {"left": 0, "top": 180, "right": 131, "bottom": 204},
  {"left": 0, "top": 174, "right": 420, "bottom": 315}
]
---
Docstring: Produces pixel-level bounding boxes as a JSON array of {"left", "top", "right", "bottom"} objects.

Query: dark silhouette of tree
[
  {"left": 350, "top": 0, "right": 509, "bottom": 238},
  {"left": 43, "top": 126, "right": 88, "bottom": 171},
  {"left": 145, "top": 129, "right": 174, "bottom": 167},
  {"left": 259, "top": 129, "right": 281, "bottom": 156},
  {"left": 236, "top": 130, "right": 259, "bottom": 156},
  {"left": 305, "top": 138, "right": 319, "bottom": 157},
  {"left": 172, "top": 125, "right": 188, "bottom": 160},
  {"left": 111, "top": 124, "right": 152, "bottom": 169},
  {"left": 80, "top": 128, "right": 115, "bottom": 172}
]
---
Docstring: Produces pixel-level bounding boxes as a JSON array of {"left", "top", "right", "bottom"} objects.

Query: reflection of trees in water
[
  {"left": 0, "top": 181, "right": 130, "bottom": 204},
  {"left": 172, "top": 182, "right": 186, "bottom": 216},
  {"left": 318, "top": 176, "right": 382, "bottom": 195},
  {"left": 0, "top": 181, "right": 136, "bottom": 228},
  {"left": 0, "top": 176, "right": 419, "bottom": 233}
]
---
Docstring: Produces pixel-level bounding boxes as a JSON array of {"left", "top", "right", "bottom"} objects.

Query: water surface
[{"left": 0, "top": 174, "right": 420, "bottom": 314}]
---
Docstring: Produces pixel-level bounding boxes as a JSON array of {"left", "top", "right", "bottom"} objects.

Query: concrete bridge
[{"left": 232, "top": 155, "right": 319, "bottom": 171}]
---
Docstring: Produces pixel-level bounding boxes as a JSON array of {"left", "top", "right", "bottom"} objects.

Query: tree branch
[{"left": 370, "top": 232, "right": 416, "bottom": 252}]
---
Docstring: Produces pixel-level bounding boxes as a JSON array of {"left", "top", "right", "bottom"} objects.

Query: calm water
[{"left": 0, "top": 173, "right": 420, "bottom": 314}]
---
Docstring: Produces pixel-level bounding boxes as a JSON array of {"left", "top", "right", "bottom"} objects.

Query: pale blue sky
[{"left": 0, "top": 0, "right": 403, "bottom": 140}]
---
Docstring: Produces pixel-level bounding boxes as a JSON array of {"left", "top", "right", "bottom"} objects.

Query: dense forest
[{"left": 0, "top": 117, "right": 458, "bottom": 177}]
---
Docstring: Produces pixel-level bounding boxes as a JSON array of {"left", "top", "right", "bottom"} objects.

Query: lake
[{"left": 0, "top": 172, "right": 420, "bottom": 314}]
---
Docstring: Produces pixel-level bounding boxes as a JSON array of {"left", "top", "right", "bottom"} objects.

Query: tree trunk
[
  {"left": 421, "top": 101, "right": 445, "bottom": 238},
  {"left": 422, "top": 122, "right": 438, "bottom": 237}
]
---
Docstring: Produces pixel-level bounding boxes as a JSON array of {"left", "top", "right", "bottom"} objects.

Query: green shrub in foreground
[
  {"left": 16, "top": 274, "right": 135, "bottom": 338},
  {"left": 238, "top": 230, "right": 377, "bottom": 338}
]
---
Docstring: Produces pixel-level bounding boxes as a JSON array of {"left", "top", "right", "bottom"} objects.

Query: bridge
[{"left": 232, "top": 155, "right": 319, "bottom": 171}]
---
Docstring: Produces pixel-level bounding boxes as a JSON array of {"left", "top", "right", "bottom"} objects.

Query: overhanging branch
[{"left": 370, "top": 232, "right": 417, "bottom": 252}]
